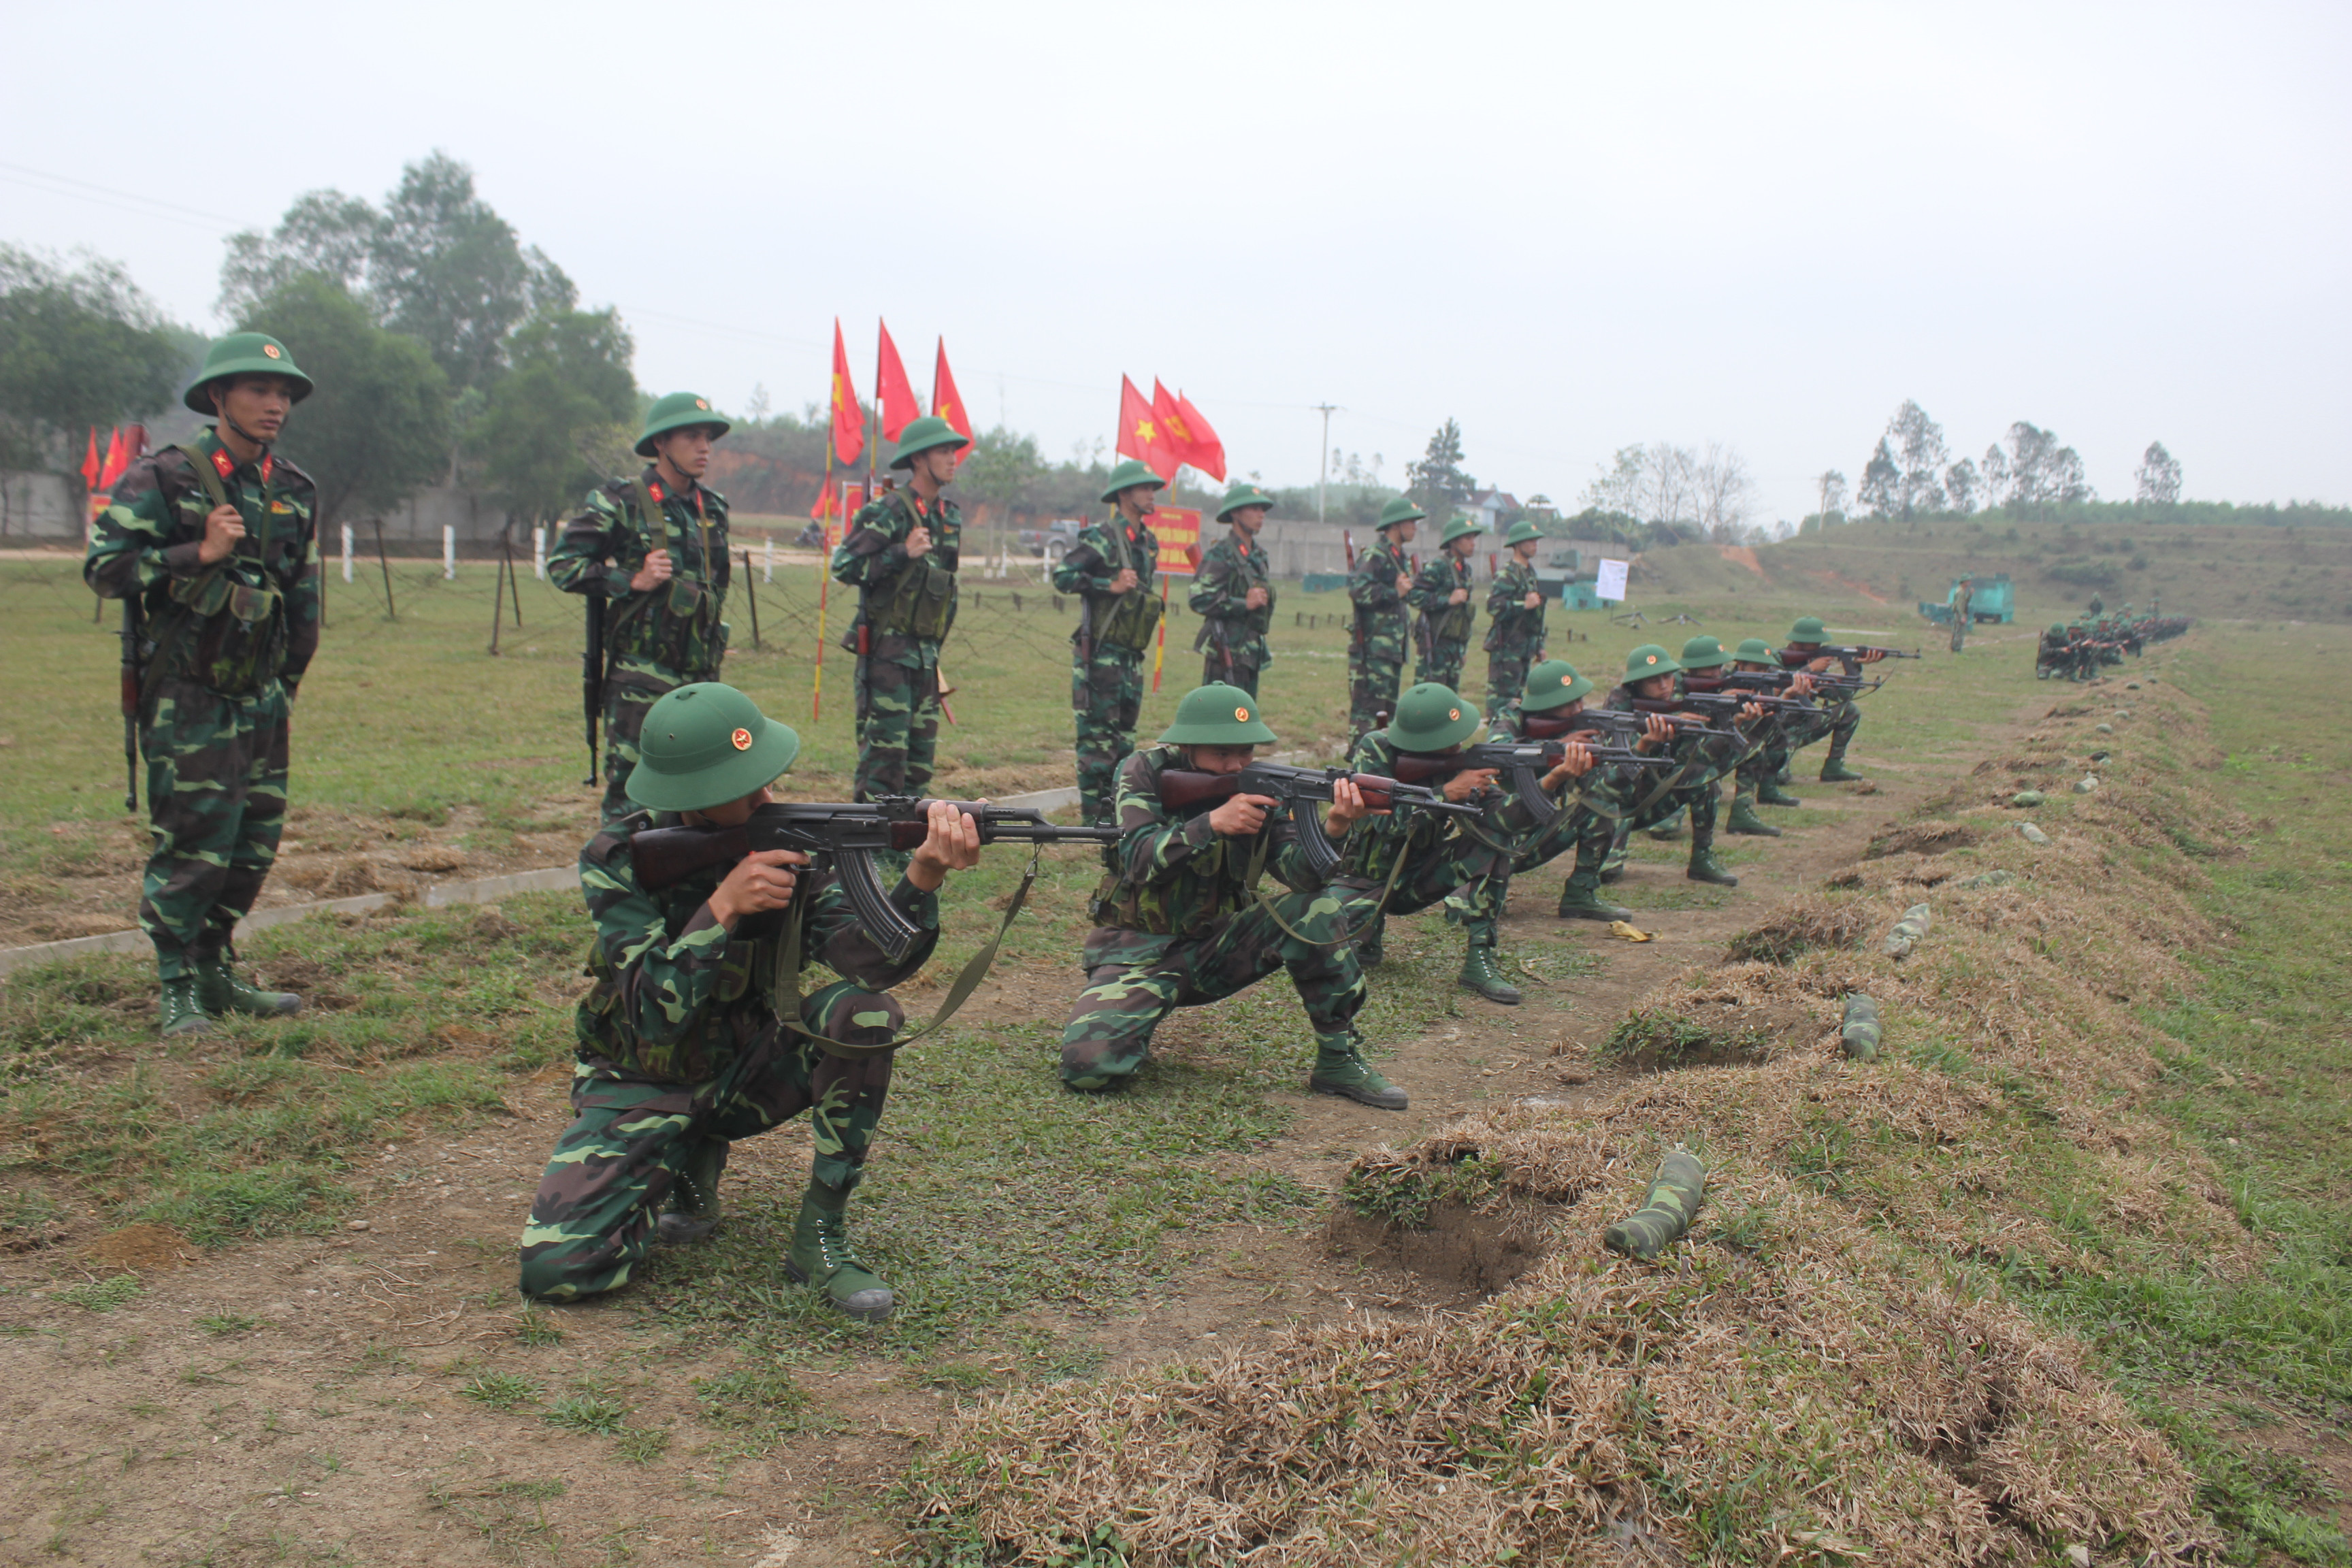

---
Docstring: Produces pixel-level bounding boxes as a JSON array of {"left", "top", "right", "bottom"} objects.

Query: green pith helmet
[
  {"left": 1158, "top": 683, "right": 1278, "bottom": 746},
  {"left": 1385, "top": 683, "right": 1482, "bottom": 753},
  {"left": 1679, "top": 634, "right": 1728, "bottom": 670},
  {"left": 1376, "top": 497, "right": 1427, "bottom": 530},
  {"left": 1520, "top": 659, "right": 1594, "bottom": 712},
  {"left": 1624, "top": 643, "right": 1682, "bottom": 681},
  {"left": 1439, "top": 515, "right": 1487, "bottom": 546},
  {"left": 626, "top": 683, "right": 799, "bottom": 813},
  {"left": 182, "top": 332, "right": 314, "bottom": 413},
  {"left": 888, "top": 414, "right": 969, "bottom": 469},
  {"left": 2048, "top": 623, "right": 2067, "bottom": 637},
  {"left": 1502, "top": 518, "right": 1543, "bottom": 546},
  {"left": 1788, "top": 615, "right": 1827, "bottom": 642},
  {"left": 1214, "top": 481, "right": 1275, "bottom": 522},
  {"left": 1732, "top": 637, "right": 1776, "bottom": 663},
  {"left": 636, "top": 391, "right": 730, "bottom": 457},
  {"left": 1098, "top": 458, "right": 1166, "bottom": 504}
]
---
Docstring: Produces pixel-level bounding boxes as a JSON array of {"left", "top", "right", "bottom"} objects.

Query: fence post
[
  {"left": 442, "top": 525, "right": 455, "bottom": 581},
  {"left": 763, "top": 534, "right": 774, "bottom": 583},
  {"left": 341, "top": 524, "right": 354, "bottom": 583},
  {"left": 740, "top": 548, "right": 762, "bottom": 649},
  {"left": 534, "top": 525, "right": 547, "bottom": 579}
]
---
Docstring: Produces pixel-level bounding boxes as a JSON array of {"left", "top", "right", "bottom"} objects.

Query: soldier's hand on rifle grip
[
  {"left": 1394, "top": 572, "right": 1411, "bottom": 594},
  {"left": 1805, "top": 655, "right": 1834, "bottom": 674},
  {"left": 630, "top": 550, "right": 674, "bottom": 592},
  {"left": 1325, "top": 777, "right": 1382, "bottom": 833},
  {"left": 1541, "top": 745, "right": 1595, "bottom": 791},
  {"left": 1207, "top": 794, "right": 1276, "bottom": 838},
  {"left": 906, "top": 798, "right": 983, "bottom": 890},
  {"left": 1111, "top": 568, "right": 1140, "bottom": 594},
  {"left": 1788, "top": 673, "right": 1816, "bottom": 698},
  {"left": 1739, "top": 701, "right": 1766, "bottom": 723},
  {"left": 709, "top": 849, "right": 804, "bottom": 929},
  {"left": 1448, "top": 587, "right": 1469, "bottom": 606},
  {"left": 1441, "top": 768, "right": 1497, "bottom": 804},
  {"left": 1637, "top": 715, "right": 1675, "bottom": 751},
  {"left": 1523, "top": 590, "right": 1543, "bottom": 610},
  {"left": 197, "top": 504, "right": 245, "bottom": 565},
  {"left": 904, "top": 525, "right": 933, "bottom": 560},
  {"left": 1244, "top": 585, "right": 1269, "bottom": 609}
]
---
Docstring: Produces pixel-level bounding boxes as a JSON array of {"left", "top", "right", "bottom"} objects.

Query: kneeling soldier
[
  {"left": 1060, "top": 684, "right": 1400, "bottom": 1109},
  {"left": 1597, "top": 645, "right": 1763, "bottom": 888},
  {"left": 518, "top": 683, "right": 983, "bottom": 1318},
  {"left": 1779, "top": 615, "right": 1880, "bottom": 781},
  {"left": 1492, "top": 659, "right": 1672, "bottom": 922}
]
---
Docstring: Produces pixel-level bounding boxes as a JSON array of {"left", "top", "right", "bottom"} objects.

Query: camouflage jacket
[
  {"left": 2038, "top": 630, "right": 2071, "bottom": 661},
  {"left": 1482, "top": 559, "right": 1546, "bottom": 657},
  {"left": 1487, "top": 700, "right": 1640, "bottom": 819},
  {"left": 1083, "top": 744, "right": 1316, "bottom": 967},
  {"left": 830, "top": 487, "right": 961, "bottom": 670},
  {"left": 1052, "top": 512, "right": 1161, "bottom": 655},
  {"left": 1346, "top": 534, "right": 1410, "bottom": 665},
  {"left": 85, "top": 427, "right": 320, "bottom": 700},
  {"left": 1405, "top": 553, "right": 1475, "bottom": 655},
  {"left": 1607, "top": 683, "right": 1750, "bottom": 785},
  {"left": 1335, "top": 729, "right": 1490, "bottom": 885},
  {"left": 549, "top": 466, "right": 732, "bottom": 682},
  {"left": 1187, "top": 530, "right": 1275, "bottom": 669},
  {"left": 574, "top": 811, "right": 939, "bottom": 1084}
]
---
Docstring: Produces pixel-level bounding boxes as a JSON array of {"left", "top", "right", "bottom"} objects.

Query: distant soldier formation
[
  {"left": 2035, "top": 601, "right": 2189, "bottom": 680},
  {"left": 94, "top": 331, "right": 2131, "bottom": 1324}
]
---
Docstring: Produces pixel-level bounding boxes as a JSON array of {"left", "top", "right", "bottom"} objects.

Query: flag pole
[{"left": 813, "top": 446, "right": 834, "bottom": 721}]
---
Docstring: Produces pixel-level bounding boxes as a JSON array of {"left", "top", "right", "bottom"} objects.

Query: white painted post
[
  {"left": 341, "top": 523, "right": 354, "bottom": 583},
  {"left": 533, "top": 526, "right": 547, "bottom": 579},
  {"left": 442, "top": 525, "right": 456, "bottom": 581},
  {"left": 763, "top": 534, "right": 774, "bottom": 583}
]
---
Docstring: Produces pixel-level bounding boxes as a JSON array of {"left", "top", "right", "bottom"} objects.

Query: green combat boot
[
  {"left": 1818, "top": 753, "right": 1866, "bottom": 783},
  {"left": 1308, "top": 1036, "right": 1407, "bottom": 1111},
  {"left": 1773, "top": 763, "right": 1794, "bottom": 786},
  {"left": 1458, "top": 941, "right": 1522, "bottom": 1006},
  {"left": 195, "top": 955, "right": 302, "bottom": 1018},
  {"left": 1352, "top": 912, "right": 1385, "bottom": 969},
  {"left": 1557, "top": 871, "right": 1631, "bottom": 922},
  {"left": 1725, "top": 794, "right": 1782, "bottom": 837},
  {"left": 1757, "top": 777, "right": 1803, "bottom": 807},
  {"left": 1645, "top": 805, "right": 1687, "bottom": 841},
  {"left": 1687, "top": 845, "right": 1740, "bottom": 886},
  {"left": 783, "top": 1180, "right": 894, "bottom": 1322},
  {"left": 657, "top": 1138, "right": 725, "bottom": 1245},
  {"left": 158, "top": 976, "right": 213, "bottom": 1039}
]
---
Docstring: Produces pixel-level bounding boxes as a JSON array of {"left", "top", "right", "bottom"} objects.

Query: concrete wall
[
  {"left": 370, "top": 486, "right": 513, "bottom": 553},
  {"left": 0, "top": 471, "right": 83, "bottom": 540}
]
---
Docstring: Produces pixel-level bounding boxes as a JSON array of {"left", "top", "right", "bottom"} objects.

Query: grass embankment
[{"left": 904, "top": 640, "right": 2352, "bottom": 1565}]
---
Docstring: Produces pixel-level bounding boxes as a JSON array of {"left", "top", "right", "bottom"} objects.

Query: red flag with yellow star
[
  {"left": 931, "top": 338, "right": 974, "bottom": 467},
  {"left": 875, "top": 320, "right": 919, "bottom": 442},
  {"left": 80, "top": 428, "right": 100, "bottom": 493},
  {"left": 1152, "top": 380, "right": 1226, "bottom": 482},
  {"left": 828, "top": 318, "right": 864, "bottom": 466},
  {"left": 1116, "top": 375, "right": 1179, "bottom": 481}
]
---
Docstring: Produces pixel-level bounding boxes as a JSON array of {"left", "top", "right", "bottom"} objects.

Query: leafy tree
[
  {"left": 959, "top": 425, "right": 1051, "bottom": 552},
  {"left": 373, "top": 151, "right": 572, "bottom": 394},
  {"left": 1406, "top": 418, "right": 1475, "bottom": 512},
  {"left": 2134, "top": 441, "right": 2182, "bottom": 504},
  {"left": 472, "top": 308, "right": 637, "bottom": 525},
  {"left": 1886, "top": 399, "right": 1949, "bottom": 521},
  {"left": 218, "top": 191, "right": 380, "bottom": 319},
  {"left": 0, "top": 244, "right": 191, "bottom": 470},
  {"left": 238, "top": 275, "right": 451, "bottom": 529},
  {"left": 1857, "top": 437, "right": 1901, "bottom": 517},
  {"left": 1815, "top": 470, "right": 1848, "bottom": 525},
  {"left": 1991, "top": 422, "right": 2095, "bottom": 514},
  {"left": 1944, "top": 457, "right": 1980, "bottom": 513}
]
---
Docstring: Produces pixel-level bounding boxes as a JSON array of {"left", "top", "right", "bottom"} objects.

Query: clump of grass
[
  {"left": 459, "top": 1372, "right": 542, "bottom": 1411},
  {"left": 53, "top": 1275, "right": 141, "bottom": 1312},
  {"left": 541, "top": 1394, "right": 626, "bottom": 1434}
]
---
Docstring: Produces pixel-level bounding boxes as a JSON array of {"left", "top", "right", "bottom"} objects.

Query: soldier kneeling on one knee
[{"left": 517, "top": 683, "right": 983, "bottom": 1320}]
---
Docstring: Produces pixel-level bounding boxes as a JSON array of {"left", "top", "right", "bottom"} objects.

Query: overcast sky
[{"left": 7, "top": 1, "right": 2347, "bottom": 519}]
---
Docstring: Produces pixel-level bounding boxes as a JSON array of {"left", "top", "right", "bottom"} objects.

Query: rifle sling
[
  {"left": 135, "top": 444, "right": 250, "bottom": 715},
  {"left": 1241, "top": 823, "right": 1408, "bottom": 949}
]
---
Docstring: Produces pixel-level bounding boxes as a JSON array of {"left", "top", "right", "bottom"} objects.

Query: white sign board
[{"left": 1595, "top": 557, "right": 1630, "bottom": 603}]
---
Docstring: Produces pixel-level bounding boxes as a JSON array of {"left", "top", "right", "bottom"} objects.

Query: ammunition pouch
[
  {"left": 158, "top": 570, "right": 286, "bottom": 698},
  {"left": 872, "top": 557, "right": 958, "bottom": 641},
  {"left": 1433, "top": 600, "right": 1474, "bottom": 646},
  {"left": 1094, "top": 587, "right": 1162, "bottom": 653}
]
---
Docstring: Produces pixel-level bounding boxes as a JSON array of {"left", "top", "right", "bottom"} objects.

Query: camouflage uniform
[
  {"left": 1052, "top": 514, "right": 1161, "bottom": 826},
  {"left": 1482, "top": 557, "right": 1547, "bottom": 719},
  {"left": 1774, "top": 645, "right": 1865, "bottom": 771},
  {"left": 1345, "top": 532, "right": 1411, "bottom": 743},
  {"left": 831, "top": 488, "right": 960, "bottom": 800},
  {"left": 1407, "top": 553, "right": 1476, "bottom": 691},
  {"left": 85, "top": 429, "right": 318, "bottom": 981},
  {"left": 1948, "top": 581, "right": 1973, "bottom": 653},
  {"left": 1597, "top": 683, "right": 1750, "bottom": 877},
  {"left": 1330, "top": 729, "right": 1513, "bottom": 958},
  {"left": 2034, "top": 625, "right": 2070, "bottom": 679},
  {"left": 517, "top": 811, "right": 938, "bottom": 1302},
  {"left": 1188, "top": 532, "right": 1275, "bottom": 696},
  {"left": 1059, "top": 745, "right": 1364, "bottom": 1090},
  {"left": 549, "top": 468, "right": 732, "bottom": 821},
  {"left": 1488, "top": 700, "right": 1620, "bottom": 896}
]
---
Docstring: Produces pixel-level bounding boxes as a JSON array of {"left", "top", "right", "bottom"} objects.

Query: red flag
[
  {"left": 1116, "top": 376, "right": 1179, "bottom": 481},
  {"left": 1151, "top": 381, "right": 1226, "bottom": 482},
  {"left": 97, "top": 427, "right": 128, "bottom": 489},
  {"left": 828, "top": 318, "right": 864, "bottom": 466},
  {"left": 80, "top": 428, "right": 100, "bottom": 492},
  {"left": 876, "top": 321, "right": 919, "bottom": 442},
  {"left": 930, "top": 338, "right": 974, "bottom": 467}
]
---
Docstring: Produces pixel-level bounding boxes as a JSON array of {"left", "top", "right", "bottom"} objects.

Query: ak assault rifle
[
  {"left": 1714, "top": 668, "right": 1886, "bottom": 700},
  {"left": 1388, "top": 738, "right": 1671, "bottom": 831},
  {"left": 1782, "top": 642, "right": 1921, "bottom": 665},
  {"left": 581, "top": 585, "right": 606, "bottom": 786},
  {"left": 632, "top": 800, "right": 1121, "bottom": 964},
  {"left": 1158, "top": 762, "right": 1477, "bottom": 881},
  {"left": 116, "top": 596, "right": 144, "bottom": 811}
]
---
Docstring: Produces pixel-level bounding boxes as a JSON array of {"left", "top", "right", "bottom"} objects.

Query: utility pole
[{"left": 1312, "top": 403, "right": 1339, "bottom": 524}]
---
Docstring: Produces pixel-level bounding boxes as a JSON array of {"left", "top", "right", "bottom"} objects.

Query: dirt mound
[{"left": 82, "top": 1223, "right": 195, "bottom": 1273}]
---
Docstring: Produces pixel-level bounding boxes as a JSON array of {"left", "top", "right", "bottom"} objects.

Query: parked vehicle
[
  {"left": 1017, "top": 519, "right": 1085, "bottom": 561},
  {"left": 1918, "top": 572, "right": 2014, "bottom": 625}
]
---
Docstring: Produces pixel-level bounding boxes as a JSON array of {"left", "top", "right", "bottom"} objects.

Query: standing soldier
[
  {"left": 1948, "top": 577, "right": 1974, "bottom": 653},
  {"left": 86, "top": 332, "right": 318, "bottom": 1037},
  {"left": 551, "top": 392, "right": 734, "bottom": 821},
  {"left": 1188, "top": 480, "right": 1277, "bottom": 696},
  {"left": 830, "top": 416, "right": 969, "bottom": 800},
  {"left": 1482, "top": 518, "right": 1548, "bottom": 718},
  {"left": 1345, "top": 497, "right": 1423, "bottom": 745},
  {"left": 1054, "top": 459, "right": 1164, "bottom": 827},
  {"left": 1408, "top": 515, "right": 1485, "bottom": 691}
]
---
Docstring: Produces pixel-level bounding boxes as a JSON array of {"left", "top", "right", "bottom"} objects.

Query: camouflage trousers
[
  {"left": 598, "top": 662, "right": 712, "bottom": 823},
  {"left": 853, "top": 657, "right": 941, "bottom": 801},
  {"left": 1347, "top": 652, "right": 1403, "bottom": 747},
  {"left": 1780, "top": 700, "right": 1859, "bottom": 762},
  {"left": 1198, "top": 647, "right": 1262, "bottom": 698},
  {"left": 1073, "top": 643, "right": 1145, "bottom": 829},
  {"left": 1484, "top": 654, "right": 1532, "bottom": 720},
  {"left": 1414, "top": 639, "right": 1469, "bottom": 693},
  {"left": 1060, "top": 889, "right": 1364, "bottom": 1088},
  {"left": 1948, "top": 617, "right": 1968, "bottom": 653},
  {"left": 137, "top": 679, "right": 291, "bottom": 981},
  {"left": 1605, "top": 775, "right": 1720, "bottom": 869},
  {"left": 516, "top": 979, "right": 898, "bottom": 1303},
  {"left": 1333, "top": 828, "right": 1513, "bottom": 945},
  {"left": 1511, "top": 797, "right": 1617, "bottom": 884}
]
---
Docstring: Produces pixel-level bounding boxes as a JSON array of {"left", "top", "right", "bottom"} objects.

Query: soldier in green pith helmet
[
  {"left": 1728, "top": 636, "right": 1813, "bottom": 807},
  {"left": 1054, "top": 459, "right": 1164, "bottom": 827},
  {"left": 831, "top": 416, "right": 969, "bottom": 801},
  {"left": 517, "top": 683, "right": 985, "bottom": 1318},
  {"left": 1676, "top": 636, "right": 1780, "bottom": 839},
  {"left": 1595, "top": 644, "right": 1766, "bottom": 888},
  {"left": 1407, "top": 515, "right": 1486, "bottom": 690},
  {"left": 1482, "top": 518, "right": 1548, "bottom": 719},
  {"left": 1777, "top": 615, "right": 1878, "bottom": 782},
  {"left": 1346, "top": 497, "right": 1422, "bottom": 745},
  {"left": 1489, "top": 659, "right": 1674, "bottom": 923},
  {"left": 86, "top": 332, "right": 320, "bottom": 1038},
  {"left": 551, "top": 392, "right": 734, "bottom": 821},
  {"left": 1189, "top": 481, "right": 1277, "bottom": 696}
]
